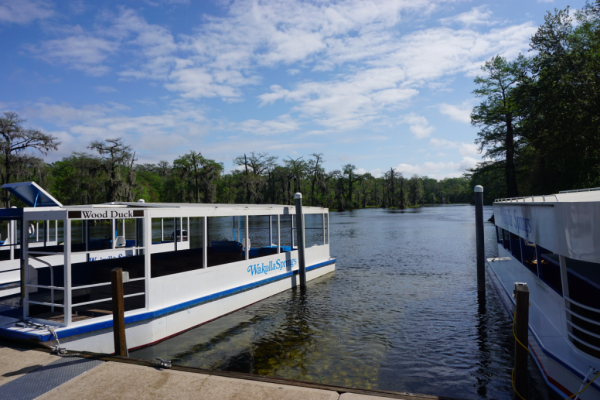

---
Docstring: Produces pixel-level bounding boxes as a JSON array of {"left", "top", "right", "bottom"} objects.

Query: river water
[{"left": 132, "top": 205, "right": 550, "bottom": 399}]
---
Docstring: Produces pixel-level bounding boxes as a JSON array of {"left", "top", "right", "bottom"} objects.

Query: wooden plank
[
  {"left": 514, "top": 283, "right": 529, "bottom": 399},
  {"left": 111, "top": 268, "right": 127, "bottom": 357}
]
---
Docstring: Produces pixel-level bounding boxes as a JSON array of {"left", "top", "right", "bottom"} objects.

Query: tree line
[
  {"left": 0, "top": 120, "right": 473, "bottom": 209},
  {"left": 470, "top": 2, "right": 600, "bottom": 203}
]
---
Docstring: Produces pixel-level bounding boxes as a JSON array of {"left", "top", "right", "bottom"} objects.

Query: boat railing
[
  {"left": 559, "top": 187, "right": 600, "bottom": 194},
  {"left": 564, "top": 296, "right": 600, "bottom": 356},
  {"left": 71, "top": 290, "right": 145, "bottom": 308},
  {"left": 494, "top": 194, "right": 560, "bottom": 203},
  {"left": 565, "top": 296, "right": 600, "bottom": 314},
  {"left": 565, "top": 308, "right": 600, "bottom": 327},
  {"left": 568, "top": 332, "right": 600, "bottom": 352}
]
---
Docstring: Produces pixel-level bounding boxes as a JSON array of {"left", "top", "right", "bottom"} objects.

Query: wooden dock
[{"left": 0, "top": 342, "right": 462, "bottom": 400}]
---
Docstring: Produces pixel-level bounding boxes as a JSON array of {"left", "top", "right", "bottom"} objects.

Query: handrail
[
  {"left": 566, "top": 308, "right": 600, "bottom": 327},
  {"left": 567, "top": 320, "right": 600, "bottom": 340},
  {"left": 25, "top": 284, "right": 64, "bottom": 290},
  {"left": 566, "top": 297, "right": 600, "bottom": 314},
  {"left": 72, "top": 292, "right": 144, "bottom": 307},
  {"left": 494, "top": 194, "right": 560, "bottom": 203},
  {"left": 25, "top": 300, "right": 64, "bottom": 307},
  {"left": 72, "top": 277, "right": 145, "bottom": 290},
  {"left": 559, "top": 187, "right": 600, "bottom": 194},
  {"left": 568, "top": 332, "right": 600, "bottom": 352},
  {"left": 30, "top": 255, "right": 55, "bottom": 311}
]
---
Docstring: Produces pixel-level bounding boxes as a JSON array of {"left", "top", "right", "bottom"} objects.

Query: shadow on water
[{"left": 132, "top": 205, "right": 553, "bottom": 399}]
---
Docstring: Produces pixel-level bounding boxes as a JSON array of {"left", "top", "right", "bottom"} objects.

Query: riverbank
[{"left": 0, "top": 342, "right": 460, "bottom": 400}]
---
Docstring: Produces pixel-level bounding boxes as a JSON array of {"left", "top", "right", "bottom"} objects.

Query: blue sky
[{"left": 0, "top": 0, "right": 576, "bottom": 178}]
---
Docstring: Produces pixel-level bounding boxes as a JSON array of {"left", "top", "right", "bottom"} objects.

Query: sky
[{"left": 0, "top": 0, "right": 578, "bottom": 179}]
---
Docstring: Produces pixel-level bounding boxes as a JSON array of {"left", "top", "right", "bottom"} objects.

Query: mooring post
[
  {"left": 514, "top": 282, "right": 529, "bottom": 399},
  {"left": 475, "top": 185, "right": 485, "bottom": 293},
  {"left": 294, "top": 193, "right": 307, "bottom": 288},
  {"left": 111, "top": 267, "right": 128, "bottom": 357}
]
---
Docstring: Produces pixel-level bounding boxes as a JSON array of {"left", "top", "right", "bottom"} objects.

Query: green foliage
[{"left": 469, "top": 1, "right": 600, "bottom": 200}]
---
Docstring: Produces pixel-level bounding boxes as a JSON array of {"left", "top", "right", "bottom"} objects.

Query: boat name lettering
[
  {"left": 89, "top": 253, "right": 131, "bottom": 261},
  {"left": 247, "top": 258, "right": 297, "bottom": 276},
  {"left": 80, "top": 210, "right": 136, "bottom": 219},
  {"left": 499, "top": 208, "right": 532, "bottom": 237}
]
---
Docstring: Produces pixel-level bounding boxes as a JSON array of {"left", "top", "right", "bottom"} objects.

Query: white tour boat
[
  {"left": 489, "top": 188, "right": 600, "bottom": 399},
  {"left": 0, "top": 182, "right": 335, "bottom": 354}
]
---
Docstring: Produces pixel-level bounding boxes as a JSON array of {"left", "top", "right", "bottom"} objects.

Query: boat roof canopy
[{"left": 2, "top": 181, "right": 63, "bottom": 207}]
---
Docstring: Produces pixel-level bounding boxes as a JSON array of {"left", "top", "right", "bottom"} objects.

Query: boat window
[
  {"left": 304, "top": 214, "right": 325, "bottom": 248},
  {"left": 495, "top": 226, "right": 502, "bottom": 244},
  {"left": 565, "top": 257, "right": 600, "bottom": 358},
  {"left": 205, "top": 216, "right": 246, "bottom": 268},
  {"left": 70, "top": 220, "right": 86, "bottom": 253},
  {"left": 150, "top": 216, "right": 200, "bottom": 278},
  {"left": 244, "top": 215, "right": 281, "bottom": 260},
  {"left": 520, "top": 238, "right": 537, "bottom": 275},
  {"left": 188, "top": 217, "right": 203, "bottom": 251},
  {"left": 502, "top": 229, "right": 511, "bottom": 251},
  {"left": 0, "top": 219, "right": 21, "bottom": 261},
  {"left": 279, "top": 214, "right": 296, "bottom": 252},
  {"left": 536, "top": 245, "right": 562, "bottom": 295},
  {"left": 26, "top": 220, "right": 48, "bottom": 243},
  {"left": 325, "top": 213, "right": 329, "bottom": 245},
  {"left": 510, "top": 233, "right": 522, "bottom": 263}
]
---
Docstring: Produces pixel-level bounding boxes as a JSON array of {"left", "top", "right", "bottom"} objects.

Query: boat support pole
[
  {"left": 294, "top": 193, "right": 306, "bottom": 288},
  {"left": 111, "top": 267, "right": 128, "bottom": 357},
  {"left": 513, "top": 282, "right": 529, "bottom": 400},
  {"left": 475, "top": 185, "right": 485, "bottom": 293}
]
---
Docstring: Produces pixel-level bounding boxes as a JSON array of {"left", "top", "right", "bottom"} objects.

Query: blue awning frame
[{"left": 1, "top": 182, "right": 63, "bottom": 208}]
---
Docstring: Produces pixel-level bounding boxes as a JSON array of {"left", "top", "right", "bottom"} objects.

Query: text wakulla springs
[{"left": 247, "top": 258, "right": 297, "bottom": 276}]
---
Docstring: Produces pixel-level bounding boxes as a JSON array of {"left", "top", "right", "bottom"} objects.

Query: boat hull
[
  {"left": 54, "top": 260, "right": 335, "bottom": 354},
  {"left": 487, "top": 248, "right": 600, "bottom": 399}
]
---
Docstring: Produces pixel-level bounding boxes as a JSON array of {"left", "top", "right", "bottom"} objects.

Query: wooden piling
[
  {"left": 294, "top": 193, "right": 307, "bottom": 288},
  {"left": 513, "top": 283, "right": 529, "bottom": 399},
  {"left": 111, "top": 268, "right": 128, "bottom": 357},
  {"left": 474, "top": 185, "right": 485, "bottom": 293}
]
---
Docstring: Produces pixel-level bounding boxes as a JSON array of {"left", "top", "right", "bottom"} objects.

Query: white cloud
[
  {"left": 27, "top": 36, "right": 117, "bottom": 76},
  {"left": 22, "top": 1, "right": 536, "bottom": 132},
  {"left": 356, "top": 167, "right": 383, "bottom": 177},
  {"left": 438, "top": 102, "right": 472, "bottom": 124},
  {"left": 0, "top": 0, "right": 53, "bottom": 24},
  {"left": 260, "top": 69, "right": 418, "bottom": 130},
  {"left": 165, "top": 68, "right": 242, "bottom": 99},
  {"left": 236, "top": 115, "right": 300, "bottom": 136},
  {"left": 402, "top": 113, "right": 434, "bottom": 139},
  {"left": 439, "top": 6, "right": 495, "bottom": 27},
  {"left": 394, "top": 156, "right": 478, "bottom": 178},
  {"left": 429, "top": 137, "right": 479, "bottom": 156},
  {"left": 25, "top": 102, "right": 207, "bottom": 160}
]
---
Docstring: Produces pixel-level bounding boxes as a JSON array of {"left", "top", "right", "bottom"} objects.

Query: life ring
[{"left": 28, "top": 224, "right": 35, "bottom": 238}]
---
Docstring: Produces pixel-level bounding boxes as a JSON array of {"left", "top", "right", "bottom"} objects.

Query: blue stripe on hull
[{"left": 1, "top": 259, "right": 336, "bottom": 342}]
